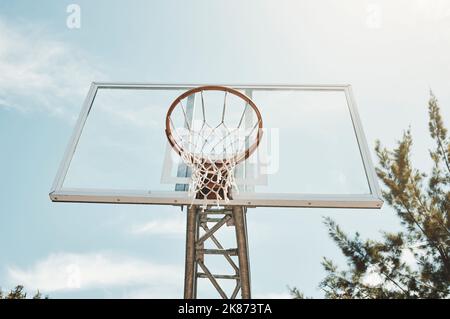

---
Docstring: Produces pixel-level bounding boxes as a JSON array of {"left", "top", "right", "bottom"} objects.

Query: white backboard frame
[{"left": 49, "top": 82, "right": 383, "bottom": 209}]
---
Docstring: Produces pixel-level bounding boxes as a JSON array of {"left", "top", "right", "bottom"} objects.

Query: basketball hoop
[{"left": 165, "top": 86, "right": 263, "bottom": 208}]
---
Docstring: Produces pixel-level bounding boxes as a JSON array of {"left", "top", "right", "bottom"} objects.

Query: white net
[
  {"left": 167, "top": 87, "right": 262, "bottom": 208},
  {"left": 179, "top": 152, "right": 238, "bottom": 203}
]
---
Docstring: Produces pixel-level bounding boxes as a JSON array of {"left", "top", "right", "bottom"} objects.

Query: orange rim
[{"left": 165, "top": 85, "right": 263, "bottom": 164}]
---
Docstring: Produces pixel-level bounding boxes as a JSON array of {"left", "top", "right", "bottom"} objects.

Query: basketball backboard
[{"left": 49, "top": 82, "right": 383, "bottom": 209}]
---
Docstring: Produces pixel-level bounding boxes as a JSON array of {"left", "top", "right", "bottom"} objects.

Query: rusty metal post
[
  {"left": 184, "top": 205, "right": 197, "bottom": 299},
  {"left": 183, "top": 205, "right": 251, "bottom": 299},
  {"left": 232, "top": 206, "right": 251, "bottom": 299}
]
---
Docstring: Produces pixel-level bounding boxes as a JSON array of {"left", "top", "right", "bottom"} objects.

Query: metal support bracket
[{"left": 183, "top": 206, "right": 251, "bottom": 299}]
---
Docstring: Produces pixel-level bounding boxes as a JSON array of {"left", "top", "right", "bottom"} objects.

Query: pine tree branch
[
  {"left": 400, "top": 270, "right": 449, "bottom": 296},
  {"left": 377, "top": 267, "right": 409, "bottom": 296},
  {"left": 411, "top": 177, "right": 450, "bottom": 237},
  {"left": 431, "top": 124, "right": 450, "bottom": 176},
  {"left": 428, "top": 92, "right": 450, "bottom": 174},
  {"left": 436, "top": 136, "right": 450, "bottom": 175},
  {"left": 317, "top": 92, "right": 450, "bottom": 299},
  {"left": 396, "top": 195, "right": 450, "bottom": 270}
]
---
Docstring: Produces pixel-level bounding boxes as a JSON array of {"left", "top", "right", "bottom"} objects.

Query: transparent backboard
[{"left": 50, "top": 83, "right": 383, "bottom": 208}]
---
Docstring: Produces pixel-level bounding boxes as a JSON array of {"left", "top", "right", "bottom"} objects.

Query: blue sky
[{"left": 1, "top": 0, "right": 450, "bottom": 298}]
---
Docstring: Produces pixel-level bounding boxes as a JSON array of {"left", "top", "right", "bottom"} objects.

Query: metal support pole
[
  {"left": 232, "top": 206, "right": 251, "bottom": 299},
  {"left": 184, "top": 205, "right": 197, "bottom": 299},
  {"left": 183, "top": 205, "right": 251, "bottom": 299}
]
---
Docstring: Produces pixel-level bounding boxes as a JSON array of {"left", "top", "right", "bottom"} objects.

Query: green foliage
[
  {"left": 288, "top": 286, "right": 307, "bottom": 299},
  {"left": 318, "top": 92, "right": 450, "bottom": 299},
  {"left": 0, "top": 285, "right": 46, "bottom": 299}
]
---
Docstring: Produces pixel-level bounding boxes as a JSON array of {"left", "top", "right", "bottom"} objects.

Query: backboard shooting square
[{"left": 49, "top": 83, "right": 383, "bottom": 209}]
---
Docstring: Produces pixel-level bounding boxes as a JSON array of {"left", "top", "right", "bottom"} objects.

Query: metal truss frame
[{"left": 184, "top": 205, "right": 251, "bottom": 299}]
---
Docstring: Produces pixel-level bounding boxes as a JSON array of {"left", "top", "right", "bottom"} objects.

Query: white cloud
[
  {"left": 361, "top": 247, "right": 419, "bottom": 288},
  {"left": 401, "top": 248, "right": 417, "bottom": 268},
  {"left": 362, "top": 269, "right": 383, "bottom": 287},
  {"left": 0, "top": 18, "right": 103, "bottom": 117},
  {"left": 412, "top": 0, "right": 450, "bottom": 21},
  {"left": 131, "top": 216, "right": 185, "bottom": 236},
  {"left": 6, "top": 252, "right": 183, "bottom": 294}
]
